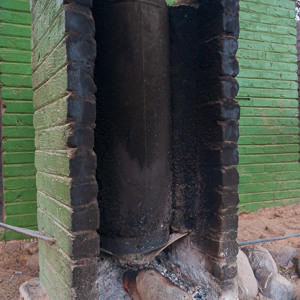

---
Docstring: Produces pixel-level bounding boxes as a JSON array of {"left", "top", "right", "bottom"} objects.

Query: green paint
[
  {"left": 237, "top": 0, "right": 300, "bottom": 212},
  {"left": 0, "top": 0, "right": 36, "bottom": 240}
]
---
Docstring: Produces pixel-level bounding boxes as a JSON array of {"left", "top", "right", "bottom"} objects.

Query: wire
[{"left": 238, "top": 233, "right": 300, "bottom": 246}]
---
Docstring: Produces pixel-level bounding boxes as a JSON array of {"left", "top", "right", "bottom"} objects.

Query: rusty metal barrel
[{"left": 93, "top": 0, "right": 171, "bottom": 254}]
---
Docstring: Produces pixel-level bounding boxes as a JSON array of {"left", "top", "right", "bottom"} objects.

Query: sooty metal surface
[{"left": 93, "top": 0, "right": 171, "bottom": 254}]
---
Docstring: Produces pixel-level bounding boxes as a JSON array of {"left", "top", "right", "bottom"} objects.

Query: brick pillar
[
  {"left": 31, "top": 0, "right": 99, "bottom": 299},
  {"left": 169, "top": 0, "right": 240, "bottom": 299}
]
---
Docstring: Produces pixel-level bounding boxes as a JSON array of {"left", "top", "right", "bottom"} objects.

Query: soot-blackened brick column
[
  {"left": 169, "top": 1, "right": 240, "bottom": 299},
  {"left": 31, "top": 0, "right": 99, "bottom": 299}
]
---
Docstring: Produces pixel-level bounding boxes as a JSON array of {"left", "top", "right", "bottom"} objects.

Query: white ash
[
  {"left": 95, "top": 252, "right": 208, "bottom": 299},
  {"left": 95, "top": 256, "right": 132, "bottom": 300}
]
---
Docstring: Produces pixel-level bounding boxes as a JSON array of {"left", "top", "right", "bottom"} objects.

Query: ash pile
[{"left": 95, "top": 252, "right": 208, "bottom": 300}]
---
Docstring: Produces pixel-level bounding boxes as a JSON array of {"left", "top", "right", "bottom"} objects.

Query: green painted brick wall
[
  {"left": 0, "top": 0, "right": 37, "bottom": 240},
  {"left": 237, "top": 0, "right": 300, "bottom": 212}
]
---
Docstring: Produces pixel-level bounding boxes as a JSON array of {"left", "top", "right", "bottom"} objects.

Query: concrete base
[{"left": 19, "top": 278, "right": 50, "bottom": 300}]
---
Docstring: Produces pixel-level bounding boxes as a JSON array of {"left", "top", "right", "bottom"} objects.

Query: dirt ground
[
  {"left": 0, "top": 204, "right": 299, "bottom": 299},
  {"left": 238, "top": 203, "right": 300, "bottom": 299},
  {"left": 0, "top": 240, "right": 38, "bottom": 300},
  {"left": 238, "top": 203, "right": 300, "bottom": 254}
]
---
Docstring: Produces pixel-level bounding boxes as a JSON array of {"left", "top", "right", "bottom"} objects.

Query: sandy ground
[
  {"left": 0, "top": 241, "right": 38, "bottom": 300},
  {"left": 238, "top": 203, "right": 300, "bottom": 300},
  {"left": 238, "top": 203, "right": 300, "bottom": 255}
]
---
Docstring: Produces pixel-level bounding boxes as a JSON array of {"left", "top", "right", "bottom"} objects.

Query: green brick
[
  {"left": 5, "top": 214, "right": 37, "bottom": 227},
  {"left": 32, "top": 0, "right": 64, "bottom": 47},
  {"left": 4, "top": 176, "right": 36, "bottom": 190},
  {"left": 34, "top": 96, "right": 68, "bottom": 130},
  {"left": 239, "top": 189, "right": 300, "bottom": 203},
  {"left": 239, "top": 126, "right": 299, "bottom": 136},
  {"left": 38, "top": 209, "right": 73, "bottom": 257},
  {"left": 239, "top": 180, "right": 300, "bottom": 194},
  {"left": 0, "top": 23, "right": 31, "bottom": 38},
  {"left": 0, "top": 62, "right": 32, "bottom": 75},
  {"left": 240, "top": 2, "right": 295, "bottom": 19},
  {"left": 2, "top": 127, "right": 35, "bottom": 138},
  {"left": 4, "top": 189, "right": 37, "bottom": 203},
  {"left": 240, "top": 0, "right": 295, "bottom": 10},
  {"left": 36, "top": 172, "right": 71, "bottom": 206},
  {"left": 3, "top": 140, "right": 35, "bottom": 152},
  {"left": 0, "top": 0, "right": 30, "bottom": 12},
  {"left": 1, "top": 87, "right": 33, "bottom": 100},
  {"left": 3, "top": 101, "right": 34, "bottom": 113},
  {"left": 32, "top": 38, "right": 67, "bottom": 89},
  {"left": 3, "top": 164, "right": 36, "bottom": 177},
  {"left": 239, "top": 20, "right": 296, "bottom": 36},
  {"left": 237, "top": 69, "right": 297, "bottom": 81},
  {"left": 238, "top": 78, "right": 297, "bottom": 90},
  {"left": 0, "top": 49, "right": 31, "bottom": 63},
  {"left": 238, "top": 162, "right": 300, "bottom": 175},
  {"left": 0, "top": 10, "right": 31, "bottom": 25},
  {"left": 39, "top": 258, "right": 72, "bottom": 300},
  {"left": 32, "top": 10, "right": 66, "bottom": 71},
  {"left": 3, "top": 152, "right": 34, "bottom": 164},
  {"left": 0, "top": 35, "right": 31, "bottom": 50},
  {"left": 33, "top": 67, "right": 68, "bottom": 110},
  {"left": 39, "top": 242, "right": 72, "bottom": 288},
  {"left": 239, "top": 135, "right": 299, "bottom": 145},
  {"left": 238, "top": 144, "right": 299, "bottom": 155},
  {"left": 239, "top": 153, "right": 299, "bottom": 165},
  {"left": 35, "top": 125, "right": 71, "bottom": 151},
  {"left": 239, "top": 198, "right": 300, "bottom": 213},
  {"left": 35, "top": 151, "right": 69, "bottom": 177},
  {"left": 239, "top": 117, "right": 298, "bottom": 127},
  {"left": 5, "top": 202, "right": 37, "bottom": 215},
  {"left": 240, "top": 107, "right": 298, "bottom": 117},
  {"left": 238, "top": 39, "right": 296, "bottom": 55},
  {"left": 38, "top": 191, "right": 72, "bottom": 231},
  {"left": 239, "top": 171, "right": 300, "bottom": 184},
  {"left": 2, "top": 114, "right": 33, "bottom": 126},
  {"left": 238, "top": 99, "right": 298, "bottom": 109},
  {"left": 0, "top": 74, "right": 32, "bottom": 88},
  {"left": 240, "top": 30, "right": 296, "bottom": 45}
]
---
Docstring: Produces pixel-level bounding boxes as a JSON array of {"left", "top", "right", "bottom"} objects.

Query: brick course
[
  {"left": 237, "top": 0, "right": 300, "bottom": 212},
  {"left": 0, "top": 0, "right": 37, "bottom": 240}
]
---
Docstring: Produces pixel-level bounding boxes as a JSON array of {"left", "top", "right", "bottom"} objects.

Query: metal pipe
[
  {"left": 93, "top": 0, "right": 171, "bottom": 255},
  {"left": 0, "top": 222, "right": 55, "bottom": 243},
  {"left": 238, "top": 233, "right": 300, "bottom": 246}
]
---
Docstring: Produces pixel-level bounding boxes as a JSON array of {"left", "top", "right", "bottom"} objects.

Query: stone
[
  {"left": 297, "top": 257, "right": 300, "bottom": 278},
  {"left": 135, "top": 269, "right": 193, "bottom": 300},
  {"left": 24, "top": 242, "right": 38, "bottom": 254},
  {"left": 269, "top": 246, "right": 298, "bottom": 268},
  {"left": 255, "top": 269, "right": 294, "bottom": 300},
  {"left": 26, "top": 253, "right": 39, "bottom": 271},
  {"left": 293, "top": 280, "right": 300, "bottom": 300},
  {"left": 123, "top": 268, "right": 194, "bottom": 300},
  {"left": 236, "top": 249, "right": 258, "bottom": 299},
  {"left": 5, "top": 241, "right": 21, "bottom": 254},
  {"left": 242, "top": 245, "right": 277, "bottom": 273},
  {"left": 19, "top": 278, "right": 50, "bottom": 300}
]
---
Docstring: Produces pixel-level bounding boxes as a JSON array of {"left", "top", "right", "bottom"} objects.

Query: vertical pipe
[{"left": 93, "top": 0, "right": 171, "bottom": 254}]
